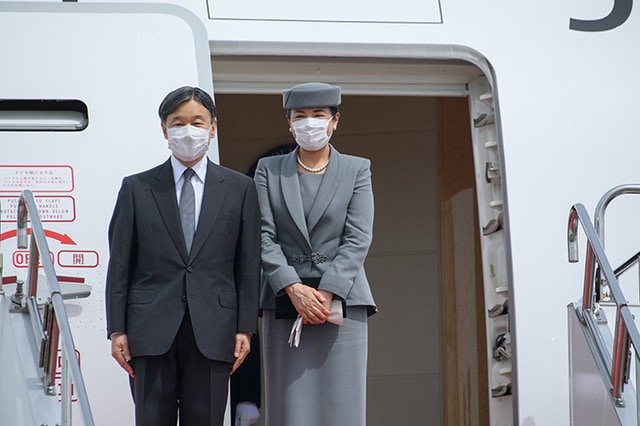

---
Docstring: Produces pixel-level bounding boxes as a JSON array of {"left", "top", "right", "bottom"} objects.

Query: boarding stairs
[
  {"left": 568, "top": 185, "right": 640, "bottom": 425},
  {"left": 0, "top": 190, "right": 94, "bottom": 425}
]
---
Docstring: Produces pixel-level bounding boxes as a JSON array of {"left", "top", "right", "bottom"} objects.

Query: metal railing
[
  {"left": 14, "top": 189, "right": 94, "bottom": 425},
  {"left": 568, "top": 185, "right": 640, "bottom": 407},
  {"left": 594, "top": 185, "right": 640, "bottom": 244}
]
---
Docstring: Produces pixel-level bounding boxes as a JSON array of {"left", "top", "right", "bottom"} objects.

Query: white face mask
[
  {"left": 291, "top": 117, "right": 333, "bottom": 151},
  {"left": 167, "top": 125, "right": 211, "bottom": 162}
]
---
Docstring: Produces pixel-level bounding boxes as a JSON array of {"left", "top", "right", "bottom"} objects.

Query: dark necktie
[{"left": 180, "top": 168, "right": 196, "bottom": 251}]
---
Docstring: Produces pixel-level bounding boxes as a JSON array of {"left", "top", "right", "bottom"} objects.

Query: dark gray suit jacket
[
  {"left": 106, "top": 158, "right": 261, "bottom": 363},
  {"left": 254, "top": 146, "right": 376, "bottom": 314}
]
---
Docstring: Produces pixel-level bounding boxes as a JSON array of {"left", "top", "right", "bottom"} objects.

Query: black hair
[
  {"left": 285, "top": 106, "right": 339, "bottom": 119},
  {"left": 158, "top": 86, "right": 217, "bottom": 123}
]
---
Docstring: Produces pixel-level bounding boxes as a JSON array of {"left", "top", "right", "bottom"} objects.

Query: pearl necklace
[{"left": 297, "top": 154, "right": 329, "bottom": 173}]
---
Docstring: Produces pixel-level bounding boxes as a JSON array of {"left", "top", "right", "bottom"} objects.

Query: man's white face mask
[{"left": 167, "top": 125, "right": 211, "bottom": 162}]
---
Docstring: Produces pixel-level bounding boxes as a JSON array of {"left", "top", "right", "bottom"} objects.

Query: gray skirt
[{"left": 262, "top": 307, "right": 369, "bottom": 426}]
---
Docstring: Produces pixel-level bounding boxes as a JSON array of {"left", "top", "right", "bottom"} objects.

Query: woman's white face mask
[
  {"left": 167, "top": 125, "right": 211, "bottom": 162},
  {"left": 291, "top": 117, "right": 333, "bottom": 151}
]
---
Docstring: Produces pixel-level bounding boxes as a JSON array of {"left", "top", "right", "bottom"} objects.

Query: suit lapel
[
  {"left": 307, "top": 146, "right": 342, "bottom": 233},
  {"left": 280, "top": 151, "right": 311, "bottom": 246},
  {"left": 188, "top": 160, "right": 226, "bottom": 261},
  {"left": 151, "top": 159, "right": 189, "bottom": 262}
]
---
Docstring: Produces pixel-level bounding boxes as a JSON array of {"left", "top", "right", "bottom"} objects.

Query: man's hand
[
  {"left": 230, "top": 332, "right": 252, "bottom": 374},
  {"left": 110, "top": 333, "right": 134, "bottom": 377}
]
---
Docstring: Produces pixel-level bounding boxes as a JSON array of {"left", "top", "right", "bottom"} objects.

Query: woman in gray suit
[{"left": 254, "top": 82, "right": 377, "bottom": 426}]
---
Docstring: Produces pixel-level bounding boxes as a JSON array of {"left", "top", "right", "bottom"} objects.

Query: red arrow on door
[{"left": 0, "top": 228, "right": 77, "bottom": 245}]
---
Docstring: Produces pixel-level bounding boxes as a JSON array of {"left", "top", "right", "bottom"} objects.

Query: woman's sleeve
[
  {"left": 319, "top": 159, "right": 374, "bottom": 299},
  {"left": 254, "top": 160, "right": 300, "bottom": 296}
]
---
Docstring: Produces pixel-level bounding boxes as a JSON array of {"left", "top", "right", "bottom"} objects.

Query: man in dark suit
[{"left": 105, "top": 86, "right": 261, "bottom": 426}]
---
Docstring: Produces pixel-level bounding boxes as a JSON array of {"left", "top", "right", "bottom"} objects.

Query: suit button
[
  {"left": 181, "top": 295, "right": 187, "bottom": 302},
  {"left": 187, "top": 267, "right": 193, "bottom": 273}
]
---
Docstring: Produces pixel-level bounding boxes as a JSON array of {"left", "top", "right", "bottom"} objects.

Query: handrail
[
  {"left": 567, "top": 203, "right": 640, "bottom": 405},
  {"left": 594, "top": 184, "right": 640, "bottom": 245},
  {"left": 593, "top": 185, "right": 640, "bottom": 305},
  {"left": 16, "top": 190, "right": 94, "bottom": 425},
  {"left": 614, "top": 249, "right": 640, "bottom": 277}
]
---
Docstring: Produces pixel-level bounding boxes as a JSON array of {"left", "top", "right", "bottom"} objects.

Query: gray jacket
[{"left": 254, "top": 146, "right": 377, "bottom": 315}]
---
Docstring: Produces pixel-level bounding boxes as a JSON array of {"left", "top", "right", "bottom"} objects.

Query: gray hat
[{"left": 282, "top": 82, "right": 341, "bottom": 109}]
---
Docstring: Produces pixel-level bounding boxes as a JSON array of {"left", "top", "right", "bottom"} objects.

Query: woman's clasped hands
[{"left": 285, "top": 282, "right": 333, "bottom": 325}]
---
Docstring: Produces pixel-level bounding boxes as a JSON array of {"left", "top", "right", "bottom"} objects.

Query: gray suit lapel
[
  {"left": 307, "top": 146, "right": 341, "bottom": 233},
  {"left": 151, "top": 159, "right": 189, "bottom": 262},
  {"left": 280, "top": 151, "right": 311, "bottom": 245},
  {"left": 189, "top": 160, "right": 226, "bottom": 261}
]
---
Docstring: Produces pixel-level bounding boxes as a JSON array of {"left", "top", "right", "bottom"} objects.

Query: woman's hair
[
  {"left": 286, "top": 106, "right": 339, "bottom": 119},
  {"left": 158, "top": 86, "right": 217, "bottom": 123}
]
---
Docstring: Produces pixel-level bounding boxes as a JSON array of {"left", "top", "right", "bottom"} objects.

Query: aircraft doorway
[{"left": 215, "top": 91, "right": 488, "bottom": 425}]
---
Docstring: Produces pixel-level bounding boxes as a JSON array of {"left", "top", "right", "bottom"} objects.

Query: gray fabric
[
  {"left": 298, "top": 172, "right": 323, "bottom": 220},
  {"left": 282, "top": 82, "right": 341, "bottom": 109},
  {"left": 180, "top": 168, "right": 196, "bottom": 252},
  {"left": 129, "top": 312, "right": 231, "bottom": 426},
  {"left": 262, "top": 307, "right": 368, "bottom": 426},
  {"left": 255, "top": 145, "right": 375, "bottom": 425},
  {"left": 254, "top": 146, "right": 377, "bottom": 314}
]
